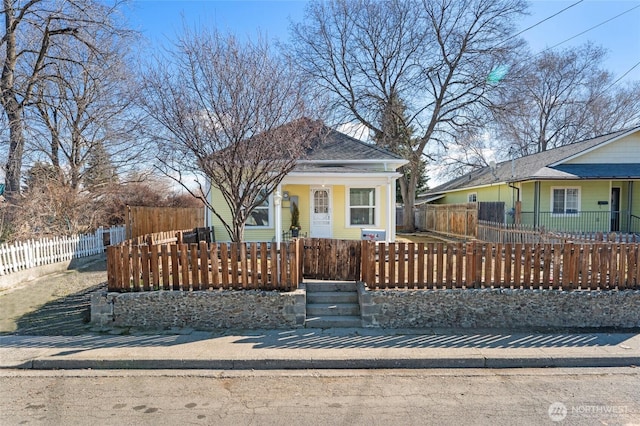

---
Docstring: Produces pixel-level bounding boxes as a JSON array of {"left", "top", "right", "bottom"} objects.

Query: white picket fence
[{"left": 0, "top": 225, "right": 126, "bottom": 276}]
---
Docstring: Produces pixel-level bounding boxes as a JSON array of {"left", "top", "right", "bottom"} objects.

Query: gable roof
[
  {"left": 428, "top": 127, "right": 640, "bottom": 194},
  {"left": 301, "top": 124, "right": 405, "bottom": 163}
]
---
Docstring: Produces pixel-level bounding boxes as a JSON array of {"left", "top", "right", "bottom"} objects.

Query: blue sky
[{"left": 125, "top": 0, "right": 640, "bottom": 83}]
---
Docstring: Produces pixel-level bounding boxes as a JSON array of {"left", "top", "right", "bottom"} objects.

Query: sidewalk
[
  {"left": 1, "top": 328, "right": 638, "bottom": 370},
  {"left": 1, "top": 258, "right": 638, "bottom": 371}
]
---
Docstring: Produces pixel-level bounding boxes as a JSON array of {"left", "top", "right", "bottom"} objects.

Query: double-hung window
[
  {"left": 551, "top": 187, "right": 580, "bottom": 215},
  {"left": 349, "top": 188, "right": 376, "bottom": 226},
  {"left": 246, "top": 189, "right": 272, "bottom": 227}
]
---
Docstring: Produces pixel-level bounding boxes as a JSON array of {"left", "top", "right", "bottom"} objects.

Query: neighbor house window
[
  {"left": 246, "top": 190, "right": 272, "bottom": 227},
  {"left": 349, "top": 188, "right": 376, "bottom": 226},
  {"left": 551, "top": 187, "right": 580, "bottom": 215},
  {"left": 468, "top": 193, "right": 477, "bottom": 202}
]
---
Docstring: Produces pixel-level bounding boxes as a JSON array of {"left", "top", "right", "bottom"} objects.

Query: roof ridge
[{"left": 325, "top": 126, "right": 405, "bottom": 161}]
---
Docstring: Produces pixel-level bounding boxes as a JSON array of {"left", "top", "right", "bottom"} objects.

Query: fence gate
[
  {"left": 478, "top": 202, "right": 505, "bottom": 222},
  {"left": 301, "top": 238, "right": 361, "bottom": 281}
]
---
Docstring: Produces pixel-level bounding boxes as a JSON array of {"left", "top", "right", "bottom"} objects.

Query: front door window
[{"left": 311, "top": 188, "right": 332, "bottom": 238}]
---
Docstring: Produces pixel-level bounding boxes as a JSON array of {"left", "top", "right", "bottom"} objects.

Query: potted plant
[{"left": 290, "top": 201, "right": 301, "bottom": 237}]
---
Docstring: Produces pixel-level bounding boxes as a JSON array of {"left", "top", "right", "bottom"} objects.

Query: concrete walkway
[{"left": 1, "top": 328, "right": 639, "bottom": 370}]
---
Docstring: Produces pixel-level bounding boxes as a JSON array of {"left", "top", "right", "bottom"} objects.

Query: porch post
[
  {"left": 386, "top": 177, "right": 395, "bottom": 242},
  {"left": 628, "top": 181, "right": 633, "bottom": 233},
  {"left": 274, "top": 188, "right": 282, "bottom": 249},
  {"left": 533, "top": 182, "right": 540, "bottom": 228}
]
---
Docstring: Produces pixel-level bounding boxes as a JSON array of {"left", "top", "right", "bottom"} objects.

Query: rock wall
[
  {"left": 358, "top": 284, "right": 640, "bottom": 329},
  {"left": 91, "top": 289, "right": 306, "bottom": 330}
]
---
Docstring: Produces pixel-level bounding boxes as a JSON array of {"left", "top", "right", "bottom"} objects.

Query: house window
[
  {"left": 349, "top": 188, "right": 376, "bottom": 226},
  {"left": 551, "top": 187, "right": 580, "bottom": 215},
  {"left": 468, "top": 193, "right": 477, "bottom": 202},
  {"left": 246, "top": 190, "right": 272, "bottom": 227}
]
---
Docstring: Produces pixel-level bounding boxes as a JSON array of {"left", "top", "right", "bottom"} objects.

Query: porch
[{"left": 519, "top": 210, "right": 640, "bottom": 235}]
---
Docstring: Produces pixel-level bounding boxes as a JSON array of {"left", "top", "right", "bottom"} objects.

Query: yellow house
[
  {"left": 423, "top": 127, "right": 640, "bottom": 234},
  {"left": 207, "top": 125, "right": 408, "bottom": 242}
]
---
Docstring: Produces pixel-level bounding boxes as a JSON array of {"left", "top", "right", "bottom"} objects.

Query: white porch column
[
  {"left": 386, "top": 177, "right": 395, "bottom": 242},
  {"left": 274, "top": 187, "right": 283, "bottom": 248}
]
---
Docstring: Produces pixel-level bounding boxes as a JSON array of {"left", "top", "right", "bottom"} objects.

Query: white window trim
[
  {"left": 245, "top": 191, "right": 274, "bottom": 229},
  {"left": 550, "top": 186, "right": 581, "bottom": 217},
  {"left": 345, "top": 186, "right": 380, "bottom": 228},
  {"left": 468, "top": 192, "right": 477, "bottom": 203}
]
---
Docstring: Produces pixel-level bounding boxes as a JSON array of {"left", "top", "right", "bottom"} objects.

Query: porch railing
[{"left": 519, "top": 210, "right": 640, "bottom": 234}]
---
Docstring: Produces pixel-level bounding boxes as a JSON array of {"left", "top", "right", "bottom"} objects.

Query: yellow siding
[
  {"left": 537, "top": 181, "right": 610, "bottom": 212},
  {"left": 438, "top": 183, "right": 516, "bottom": 206},
  {"left": 331, "top": 185, "right": 388, "bottom": 240},
  {"left": 282, "top": 184, "right": 310, "bottom": 234},
  {"left": 565, "top": 132, "right": 640, "bottom": 164},
  {"left": 211, "top": 183, "right": 389, "bottom": 241},
  {"left": 520, "top": 182, "right": 535, "bottom": 211},
  {"left": 209, "top": 187, "right": 276, "bottom": 242}
]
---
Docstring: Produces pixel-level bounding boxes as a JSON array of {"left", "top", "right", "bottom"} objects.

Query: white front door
[{"left": 310, "top": 187, "right": 332, "bottom": 238}]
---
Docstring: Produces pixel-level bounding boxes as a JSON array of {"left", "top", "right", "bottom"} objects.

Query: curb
[{"left": 15, "top": 356, "right": 640, "bottom": 371}]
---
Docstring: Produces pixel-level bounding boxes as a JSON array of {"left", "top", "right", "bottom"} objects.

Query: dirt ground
[{"left": 395, "top": 231, "right": 462, "bottom": 244}]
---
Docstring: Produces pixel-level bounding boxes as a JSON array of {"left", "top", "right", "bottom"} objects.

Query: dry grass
[{"left": 395, "top": 232, "right": 458, "bottom": 244}]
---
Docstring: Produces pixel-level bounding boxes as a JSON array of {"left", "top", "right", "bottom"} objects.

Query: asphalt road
[
  {"left": 0, "top": 368, "right": 638, "bottom": 425},
  {"left": 0, "top": 257, "right": 107, "bottom": 335}
]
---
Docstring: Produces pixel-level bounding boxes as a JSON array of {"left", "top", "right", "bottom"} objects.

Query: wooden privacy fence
[
  {"left": 107, "top": 240, "right": 300, "bottom": 292},
  {"left": 126, "top": 206, "right": 204, "bottom": 239},
  {"left": 415, "top": 202, "right": 477, "bottom": 237},
  {"left": 361, "top": 241, "right": 640, "bottom": 291}
]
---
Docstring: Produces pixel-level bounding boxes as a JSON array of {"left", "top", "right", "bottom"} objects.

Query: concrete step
[
  {"left": 305, "top": 281, "right": 357, "bottom": 292},
  {"left": 307, "top": 291, "right": 358, "bottom": 304},
  {"left": 304, "top": 315, "right": 362, "bottom": 329},
  {"left": 307, "top": 303, "right": 360, "bottom": 316}
]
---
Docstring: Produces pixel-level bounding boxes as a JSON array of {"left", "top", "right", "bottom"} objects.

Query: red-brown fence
[
  {"left": 302, "top": 238, "right": 361, "bottom": 281},
  {"left": 477, "top": 220, "right": 640, "bottom": 244},
  {"left": 107, "top": 236, "right": 640, "bottom": 292},
  {"left": 107, "top": 241, "right": 300, "bottom": 292},
  {"left": 361, "top": 241, "right": 640, "bottom": 291}
]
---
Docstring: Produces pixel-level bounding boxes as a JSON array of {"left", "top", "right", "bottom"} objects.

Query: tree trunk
[
  {"left": 399, "top": 163, "right": 418, "bottom": 232},
  {"left": 4, "top": 105, "right": 25, "bottom": 194}
]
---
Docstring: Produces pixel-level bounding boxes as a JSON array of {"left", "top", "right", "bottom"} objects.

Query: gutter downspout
[
  {"left": 508, "top": 181, "right": 520, "bottom": 224},
  {"left": 507, "top": 182, "right": 520, "bottom": 208}
]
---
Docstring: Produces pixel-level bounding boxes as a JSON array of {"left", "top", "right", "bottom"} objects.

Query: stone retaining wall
[
  {"left": 91, "top": 289, "right": 306, "bottom": 330},
  {"left": 92, "top": 284, "right": 640, "bottom": 331},
  {"left": 358, "top": 283, "right": 640, "bottom": 329}
]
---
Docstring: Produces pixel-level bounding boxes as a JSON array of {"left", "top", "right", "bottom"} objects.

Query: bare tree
[
  {"left": 492, "top": 43, "right": 640, "bottom": 156},
  {"left": 0, "top": 0, "right": 127, "bottom": 194},
  {"left": 139, "top": 29, "right": 319, "bottom": 242},
  {"left": 29, "top": 31, "right": 142, "bottom": 190},
  {"left": 290, "top": 0, "right": 526, "bottom": 231}
]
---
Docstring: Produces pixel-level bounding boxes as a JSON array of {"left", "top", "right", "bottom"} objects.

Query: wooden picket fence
[
  {"left": 107, "top": 240, "right": 300, "bottom": 292},
  {"left": 478, "top": 220, "right": 640, "bottom": 244},
  {"left": 361, "top": 241, "right": 640, "bottom": 291},
  {"left": 0, "top": 226, "right": 125, "bottom": 276}
]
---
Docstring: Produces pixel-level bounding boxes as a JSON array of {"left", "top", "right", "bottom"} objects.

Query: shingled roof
[
  {"left": 301, "top": 124, "right": 404, "bottom": 162},
  {"left": 428, "top": 127, "right": 640, "bottom": 194}
]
